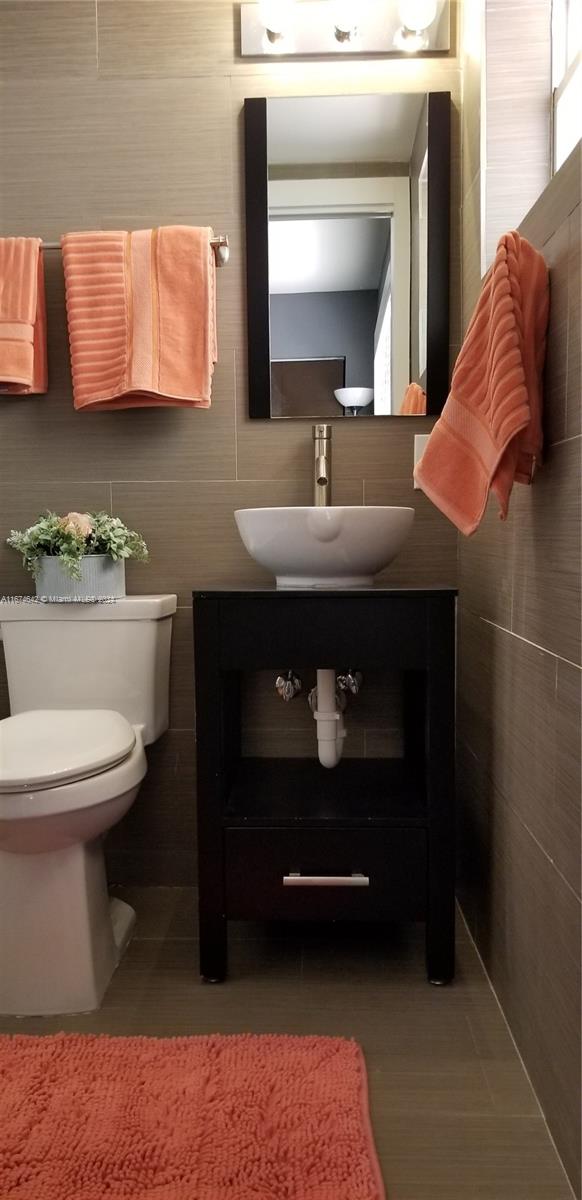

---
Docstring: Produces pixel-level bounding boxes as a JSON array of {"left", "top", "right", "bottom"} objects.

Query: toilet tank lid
[
  {"left": 0, "top": 709, "right": 136, "bottom": 792},
  {"left": 0, "top": 594, "right": 177, "bottom": 622}
]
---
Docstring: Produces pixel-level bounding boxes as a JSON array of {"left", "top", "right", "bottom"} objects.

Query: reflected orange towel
[
  {"left": 61, "top": 226, "right": 217, "bottom": 410},
  {"left": 400, "top": 382, "right": 427, "bottom": 415},
  {"left": 0, "top": 238, "right": 47, "bottom": 395},
  {"left": 414, "top": 231, "right": 549, "bottom": 535}
]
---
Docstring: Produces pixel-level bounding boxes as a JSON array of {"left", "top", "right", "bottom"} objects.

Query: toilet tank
[{"left": 0, "top": 595, "right": 177, "bottom": 745}]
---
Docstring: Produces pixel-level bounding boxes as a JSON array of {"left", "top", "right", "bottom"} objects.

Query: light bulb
[
  {"left": 393, "top": 25, "right": 429, "bottom": 51},
  {"left": 258, "top": 0, "right": 294, "bottom": 36},
  {"left": 333, "top": 0, "right": 358, "bottom": 41},
  {"left": 398, "top": 0, "right": 438, "bottom": 32},
  {"left": 261, "top": 28, "right": 291, "bottom": 51}
]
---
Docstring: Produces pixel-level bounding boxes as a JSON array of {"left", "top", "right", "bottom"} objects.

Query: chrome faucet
[{"left": 313, "top": 424, "right": 331, "bottom": 506}]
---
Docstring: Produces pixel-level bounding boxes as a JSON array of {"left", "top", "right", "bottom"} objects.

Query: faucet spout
[
  {"left": 313, "top": 424, "right": 332, "bottom": 506},
  {"left": 315, "top": 455, "right": 328, "bottom": 485}
]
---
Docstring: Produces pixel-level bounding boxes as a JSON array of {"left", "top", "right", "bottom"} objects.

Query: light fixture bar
[{"left": 240, "top": 0, "right": 449, "bottom": 57}]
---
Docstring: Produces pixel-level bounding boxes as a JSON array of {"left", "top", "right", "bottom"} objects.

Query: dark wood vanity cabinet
[{"left": 193, "top": 587, "right": 456, "bottom": 985}]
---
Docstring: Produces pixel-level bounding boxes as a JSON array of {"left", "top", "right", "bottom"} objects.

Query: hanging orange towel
[
  {"left": 0, "top": 238, "right": 47, "bottom": 395},
  {"left": 61, "top": 226, "right": 217, "bottom": 411},
  {"left": 414, "top": 231, "right": 549, "bottom": 535},
  {"left": 400, "top": 383, "right": 427, "bottom": 415}
]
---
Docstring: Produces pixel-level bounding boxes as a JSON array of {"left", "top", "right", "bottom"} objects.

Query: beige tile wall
[
  {"left": 459, "top": 0, "right": 484, "bottom": 327},
  {"left": 460, "top": 0, "right": 552, "bottom": 322},
  {"left": 483, "top": 0, "right": 552, "bottom": 268},
  {"left": 0, "top": 0, "right": 460, "bottom": 885},
  {"left": 457, "top": 146, "right": 582, "bottom": 1196},
  {"left": 443, "top": 6, "right": 578, "bottom": 1187}
]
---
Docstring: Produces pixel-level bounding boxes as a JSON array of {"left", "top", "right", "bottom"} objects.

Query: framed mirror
[{"left": 245, "top": 92, "right": 450, "bottom": 418}]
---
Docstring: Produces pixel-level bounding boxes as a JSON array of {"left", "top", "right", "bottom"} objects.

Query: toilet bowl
[
  {"left": 0, "top": 709, "right": 147, "bottom": 1015},
  {"left": 0, "top": 594, "right": 177, "bottom": 1016}
]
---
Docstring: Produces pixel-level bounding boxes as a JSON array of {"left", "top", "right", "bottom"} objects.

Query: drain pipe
[{"left": 312, "top": 669, "right": 346, "bottom": 769}]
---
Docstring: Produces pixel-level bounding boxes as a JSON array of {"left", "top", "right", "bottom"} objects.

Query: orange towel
[
  {"left": 414, "top": 231, "right": 549, "bottom": 535},
  {"left": 0, "top": 238, "right": 47, "bottom": 395},
  {"left": 61, "top": 226, "right": 217, "bottom": 411},
  {"left": 400, "top": 382, "right": 427, "bottom": 415}
]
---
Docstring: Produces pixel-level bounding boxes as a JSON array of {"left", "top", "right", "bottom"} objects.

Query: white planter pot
[{"left": 35, "top": 555, "right": 126, "bottom": 601}]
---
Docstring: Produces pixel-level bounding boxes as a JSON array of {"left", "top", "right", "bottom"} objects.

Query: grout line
[
  {"left": 507, "top": 804, "right": 582, "bottom": 903},
  {"left": 131, "top": 935, "right": 197, "bottom": 944},
  {"left": 475, "top": 1052, "right": 500, "bottom": 1115},
  {"left": 6, "top": 475, "right": 112, "bottom": 480},
  {"left": 480, "top": 617, "right": 582, "bottom": 671},
  {"left": 108, "top": 479, "right": 241, "bottom": 485},
  {"left": 548, "top": 433, "right": 581, "bottom": 447},
  {"left": 457, "top": 733, "right": 582, "bottom": 900},
  {"left": 243, "top": 727, "right": 314, "bottom": 735},
  {"left": 94, "top": 0, "right": 99, "bottom": 73},
  {"left": 458, "top": 906, "right": 578, "bottom": 1200},
  {"left": 108, "top": 482, "right": 113, "bottom": 514}
]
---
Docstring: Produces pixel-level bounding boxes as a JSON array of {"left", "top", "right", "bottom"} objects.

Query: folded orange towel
[
  {"left": 400, "top": 382, "right": 427, "bottom": 415},
  {"left": 0, "top": 238, "right": 47, "bottom": 395},
  {"left": 414, "top": 231, "right": 549, "bottom": 535},
  {"left": 61, "top": 226, "right": 217, "bottom": 411}
]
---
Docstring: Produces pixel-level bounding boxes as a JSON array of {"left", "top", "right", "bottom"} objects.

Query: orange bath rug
[{"left": 0, "top": 1032, "right": 386, "bottom": 1200}]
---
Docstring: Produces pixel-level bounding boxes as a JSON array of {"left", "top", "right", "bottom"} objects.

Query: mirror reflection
[{"left": 267, "top": 94, "right": 432, "bottom": 417}]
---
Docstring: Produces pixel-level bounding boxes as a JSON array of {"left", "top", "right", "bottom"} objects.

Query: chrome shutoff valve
[
  {"left": 336, "top": 670, "right": 363, "bottom": 696},
  {"left": 275, "top": 670, "right": 302, "bottom": 701}
]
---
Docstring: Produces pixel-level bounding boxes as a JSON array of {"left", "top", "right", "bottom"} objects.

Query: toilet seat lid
[{"left": 0, "top": 710, "right": 136, "bottom": 792}]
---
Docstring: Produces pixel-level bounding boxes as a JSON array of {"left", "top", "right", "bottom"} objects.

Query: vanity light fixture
[
  {"left": 241, "top": 0, "right": 449, "bottom": 57},
  {"left": 398, "top": 0, "right": 438, "bottom": 32}
]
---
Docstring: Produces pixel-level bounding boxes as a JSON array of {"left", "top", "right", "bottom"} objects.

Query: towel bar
[{"left": 40, "top": 233, "right": 230, "bottom": 266}]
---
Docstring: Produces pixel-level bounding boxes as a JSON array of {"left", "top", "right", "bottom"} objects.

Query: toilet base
[{"left": 0, "top": 839, "right": 136, "bottom": 1016}]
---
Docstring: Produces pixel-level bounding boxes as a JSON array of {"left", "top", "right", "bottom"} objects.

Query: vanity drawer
[{"left": 225, "top": 827, "right": 427, "bottom": 922}]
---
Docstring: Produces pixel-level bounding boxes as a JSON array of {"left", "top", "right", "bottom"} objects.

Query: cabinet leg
[
  {"left": 426, "top": 907, "right": 455, "bottom": 985},
  {"left": 199, "top": 914, "right": 227, "bottom": 983}
]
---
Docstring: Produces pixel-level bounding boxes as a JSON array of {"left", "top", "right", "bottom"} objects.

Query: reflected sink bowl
[{"left": 235, "top": 506, "right": 414, "bottom": 588}]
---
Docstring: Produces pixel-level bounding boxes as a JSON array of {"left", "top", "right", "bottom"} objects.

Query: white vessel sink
[{"left": 235, "top": 506, "right": 414, "bottom": 588}]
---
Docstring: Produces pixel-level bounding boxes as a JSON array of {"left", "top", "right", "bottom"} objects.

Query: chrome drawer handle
[{"left": 283, "top": 872, "right": 369, "bottom": 888}]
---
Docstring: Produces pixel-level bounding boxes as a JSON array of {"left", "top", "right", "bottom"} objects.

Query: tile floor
[{"left": 0, "top": 888, "right": 574, "bottom": 1200}]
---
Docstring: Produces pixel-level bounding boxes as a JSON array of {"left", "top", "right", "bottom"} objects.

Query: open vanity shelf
[
  {"left": 193, "top": 586, "right": 456, "bottom": 985},
  {"left": 225, "top": 757, "right": 427, "bottom": 827}
]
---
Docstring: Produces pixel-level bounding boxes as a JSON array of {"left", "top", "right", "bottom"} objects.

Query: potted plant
[{"left": 7, "top": 511, "right": 148, "bottom": 600}]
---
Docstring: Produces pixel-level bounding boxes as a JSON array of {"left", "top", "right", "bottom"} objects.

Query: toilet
[{"left": 0, "top": 594, "right": 177, "bottom": 1016}]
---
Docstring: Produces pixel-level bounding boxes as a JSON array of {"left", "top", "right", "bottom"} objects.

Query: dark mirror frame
[{"left": 244, "top": 91, "right": 451, "bottom": 419}]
